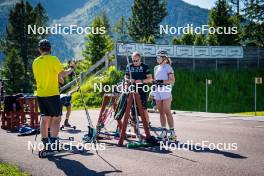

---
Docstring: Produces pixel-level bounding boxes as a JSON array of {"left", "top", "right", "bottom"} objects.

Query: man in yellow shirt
[{"left": 32, "top": 39, "right": 75, "bottom": 150}]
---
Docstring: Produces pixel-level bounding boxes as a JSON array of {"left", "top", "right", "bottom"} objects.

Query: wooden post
[
  {"left": 237, "top": 58, "right": 239, "bottom": 70},
  {"left": 18, "top": 98, "right": 26, "bottom": 125},
  {"left": 105, "top": 52, "right": 109, "bottom": 69},
  {"left": 134, "top": 93, "right": 150, "bottom": 138},
  {"left": 97, "top": 95, "right": 109, "bottom": 128},
  {"left": 193, "top": 58, "right": 195, "bottom": 71},
  {"left": 33, "top": 98, "right": 39, "bottom": 127},
  {"left": 118, "top": 93, "right": 133, "bottom": 146},
  {"left": 257, "top": 47, "right": 260, "bottom": 68},
  {"left": 215, "top": 58, "right": 218, "bottom": 71}
]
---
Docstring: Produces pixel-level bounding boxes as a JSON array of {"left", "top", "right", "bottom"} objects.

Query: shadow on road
[
  {"left": 102, "top": 141, "right": 198, "bottom": 163},
  {"left": 167, "top": 141, "right": 248, "bottom": 159},
  {"left": 141, "top": 125, "right": 247, "bottom": 159},
  {"left": 61, "top": 129, "right": 83, "bottom": 134},
  {"left": 102, "top": 139, "right": 246, "bottom": 162},
  {"left": 47, "top": 150, "right": 122, "bottom": 176}
]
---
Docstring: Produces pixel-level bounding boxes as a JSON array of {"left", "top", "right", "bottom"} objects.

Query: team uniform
[
  {"left": 153, "top": 64, "right": 174, "bottom": 100},
  {"left": 33, "top": 55, "right": 63, "bottom": 117},
  {"left": 125, "top": 63, "right": 151, "bottom": 109}
]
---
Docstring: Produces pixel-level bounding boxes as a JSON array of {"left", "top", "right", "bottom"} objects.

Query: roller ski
[
  {"left": 38, "top": 143, "right": 81, "bottom": 158},
  {"left": 60, "top": 119, "right": 76, "bottom": 130},
  {"left": 58, "top": 136, "right": 75, "bottom": 141},
  {"left": 38, "top": 148, "right": 65, "bottom": 158},
  {"left": 38, "top": 145, "right": 79, "bottom": 158},
  {"left": 97, "top": 130, "right": 120, "bottom": 140},
  {"left": 38, "top": 138, "right": 63, "bottom": 158},
  {"left": 38, "top": 137, "right": 80, "bottom": 158}
]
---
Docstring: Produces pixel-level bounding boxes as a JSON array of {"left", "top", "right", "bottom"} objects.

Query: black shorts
[{"left": 37, "top": 95, "right": 62, "bottom": 117}]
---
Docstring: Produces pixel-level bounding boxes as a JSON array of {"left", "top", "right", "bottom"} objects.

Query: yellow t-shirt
[{"left": 32, "top": 55, "right": 63, "bottom": 97}]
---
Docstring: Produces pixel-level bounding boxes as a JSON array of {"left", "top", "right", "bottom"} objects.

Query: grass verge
[
  {"left": 0, "top": 162, "right": 29, "bottom": 176},
  {"left": 232, "top": 111, "right": 264, "bottom": 116}
]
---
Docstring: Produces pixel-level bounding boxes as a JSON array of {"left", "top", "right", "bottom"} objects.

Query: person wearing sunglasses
[
  {"left": 125, "top": 51, "right": 153, "bottom": 124},
  {"left": 154, "top": 50, "right": 176, "bottom": 141}
]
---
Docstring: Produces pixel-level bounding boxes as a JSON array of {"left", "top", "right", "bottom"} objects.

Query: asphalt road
[{"left": 0, "top": 110, "right": 264, "bottom": 176}]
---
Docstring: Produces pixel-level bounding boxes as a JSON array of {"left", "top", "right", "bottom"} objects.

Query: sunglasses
[{"left": 132, "top": 59, "right": 140, "bottom": 63}]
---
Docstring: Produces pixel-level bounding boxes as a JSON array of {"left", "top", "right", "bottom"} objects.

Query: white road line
[
  {"left": 193, "top": 119, "right": 220, "bottom": 122},
  {"left": 255, "top": 126, "right": 264, "bottom": 128},
  {"left": 222, "top": 122, "right": 233, "bottom": 124}
]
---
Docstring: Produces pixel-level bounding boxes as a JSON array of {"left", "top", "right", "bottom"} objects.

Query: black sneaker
[
  {"left": 41, "top": 138, "right": 50, "bottom": 151},
  {"left": 64, "top": 120, "right": 71, "bottom": 127},
  {"left": 49, "top": 137, "right": 61, "bottom": 151}
]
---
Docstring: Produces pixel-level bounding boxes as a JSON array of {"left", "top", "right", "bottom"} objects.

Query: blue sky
[{"left": 183, "top": 0, "right": 216, "bottom": 9}]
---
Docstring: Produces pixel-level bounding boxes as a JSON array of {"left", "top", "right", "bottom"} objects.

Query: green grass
[
  {"left": 232, "top": 111, "right": 264, "bottom": 116},
  {"left": 172, "top": 69, "right": 264, "bottom": 113},
  {"left": 0, "top": 163, "right": 29, "bottom": 176},
  {"left": 62, "top": 106, "right": 100, "bottom": 112}
]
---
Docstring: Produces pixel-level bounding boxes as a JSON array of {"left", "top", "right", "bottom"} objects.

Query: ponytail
[{"left": 166, "top": 57, "right": 172, "bottom": 65}]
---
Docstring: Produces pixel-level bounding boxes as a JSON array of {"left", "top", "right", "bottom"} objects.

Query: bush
[{"left": 71, "top": 66, "right": 123, "bottom": 108}]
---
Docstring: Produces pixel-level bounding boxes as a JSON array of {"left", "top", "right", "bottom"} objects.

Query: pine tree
[
  {"left": 146, "top": 35, "right": 155, "bottom": 44},
  {"left": 194, "top": 34, "right": 206, "bottom": 45},
  {"left": 3, "top": 48, "right": 25, "bottom": 94},
  {"left": 227, "top": 0, "right": 241, "bottom": 15},
  {"left": 172, "top": 36, "right": 182, "bottom": 45},
  {"left": 113, "top": 16, "right": 129, "bottom": 43},
  {"left": 83, "top": 16, "right": 113, "bottom": 65},
  {"left": 181, "top": 33, "right": 195, "bottom": 45},
  {"left": 242, "top": 0, "right": 264, "bottom": 46},
  {"left": 206, "top": 33, "right": 218, "bottom": 45},
  {"left": 128, "top": 0, "right": 167, "bottom": 42},
  {"left": 0, "top": 39, "right": 3, "bottom": 52},
  {"left": 101, "top": 11, "right": 111, "bottom": 35},
  {"left": 3, "top": 0, "right": 48, "bottom": 92},
  {"left": 139, "top": 35, "right": 156, "bottom": 44},
  {"left": 207, "top": 0, "right": 240, "bottom": 45}
]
